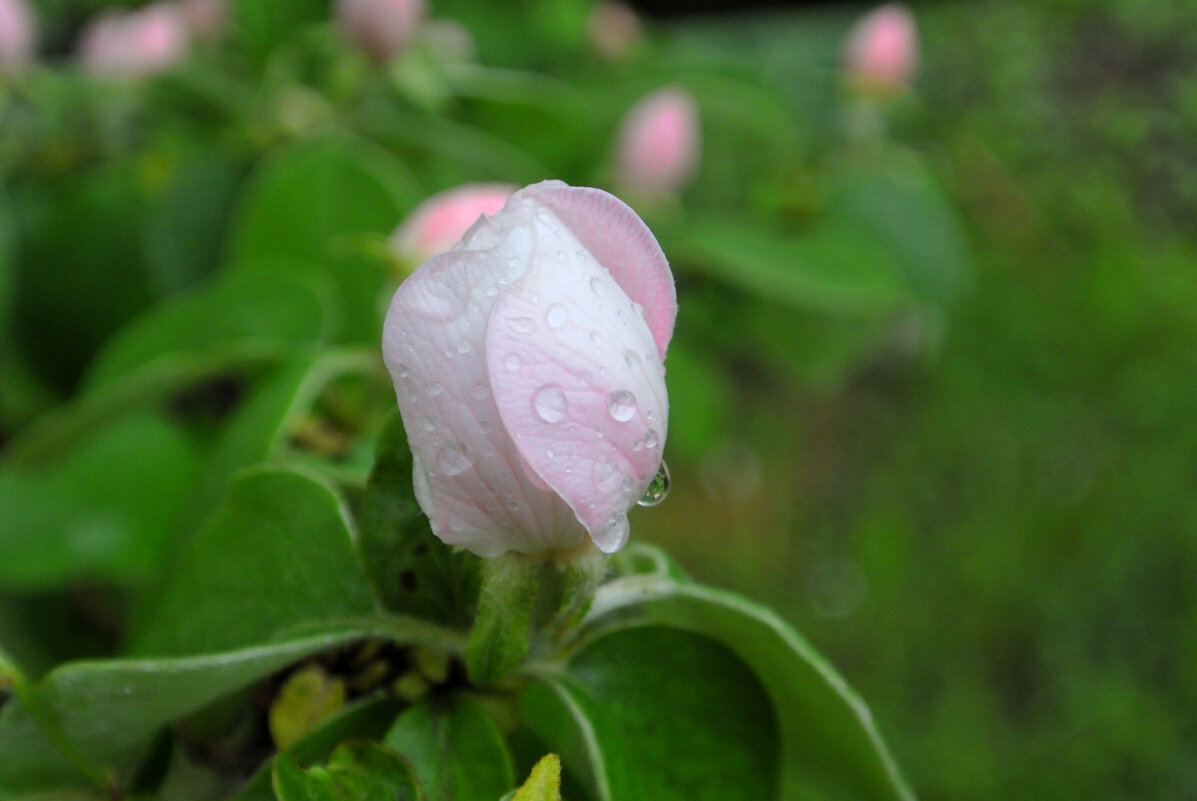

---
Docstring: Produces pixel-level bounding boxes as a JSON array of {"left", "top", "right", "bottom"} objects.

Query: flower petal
[
  {"left": 383, "top": 222, "right": 583, "bottom": 556},
  {"left": 513, "top": 181, "right": 676, "bottom": 359},
  {"left": 485, "top": 206, "right": 668, "bottom": 553}
]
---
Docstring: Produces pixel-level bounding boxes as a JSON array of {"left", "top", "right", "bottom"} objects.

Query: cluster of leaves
[{"left": 0, "top": 0, "right": 972, "bottom": 798}]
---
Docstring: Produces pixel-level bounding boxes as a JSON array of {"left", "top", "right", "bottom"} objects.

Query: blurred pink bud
[
  {"left": 79, "top": 3, "right": 190, "bottom": 79},
  {"left": 391, "top": 184, "right": 517, "bottom": 264},
  {"left": 614, "top": 88, "right": 700, "bottom": 199},
  {"left": 382, "top": 181, "right": 676, "bottom": 557},
  {"left": 843, "top": 4, "right": 918, "bottom": 96},
  {"left": 335, "top": 0, "right": 427, "bottom": 63},
  {"left": 0, "top": 0, "right": 36, "bottom": 72},
  {"left": 178, "top": 0, "right": 227, "bottom": 41},
  {"left": 588, "top": 1, "right": 642, "bottom": 61}
]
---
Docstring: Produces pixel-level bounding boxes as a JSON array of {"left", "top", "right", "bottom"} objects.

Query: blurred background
[{"left": 1, "top": 1, "right": 1195, "bottom": 800}]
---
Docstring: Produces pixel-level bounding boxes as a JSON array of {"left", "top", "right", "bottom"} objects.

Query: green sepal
[
  {"left": 271, "top": 741, "right": 423, "bottom": 801},
  {"left": 466, "top": 556, "right": 540, "bottom": 687}
]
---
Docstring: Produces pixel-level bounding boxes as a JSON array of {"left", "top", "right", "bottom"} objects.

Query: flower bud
[
  {"left": 614, "top": 88, "right": 700, "bottom": 200},
  {"left": 178, "top": 0, "right": 227, "bottom": 41},
  {"left": 390, "top": 184, "right": 516, "bottom": 265},
  {"left": 382, "top": 181, "right": 677, "bottom": 557},
  {"left": 335, "top": 0, "right": 427, "bottom": 64},
  {"left": 78, "top": 3, "right": 190, "bottom": 79},
  {"left": 843, "top": 4, "right": 918, "bottom": 97},
  {"left": 0, "top": 0, "right": 35, "bottom": 73},
  {"left": 588, "top": 1, "right": 642, "bottom": 62}
]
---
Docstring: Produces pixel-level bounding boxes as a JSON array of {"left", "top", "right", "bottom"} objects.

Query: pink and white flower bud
[
  {"left": 0, "top": 0, "right": 35, "bottom": 73},
  {"left": 391, "top": 184, "right": 516, "bottom": 265},
  {"left": 335, "top": 0, "right": 426, "bottom": 64},
  {"left": 382, "top": 181, "right": 677, "bottom": 557},
  {"left": 588, "top": 1, "right": 642, "bottom": 61},
  {"left": 614, "top": 88, "right": 700, "bottom": 199},
  {"left": 843, "top": 4, "right": 918, "bottom": 97},
  {"left": 79, "top": 3, "right": 190, "bottom": 79},
  {"left": 178, "top": 0, "right": 227, "bottom": 41}
]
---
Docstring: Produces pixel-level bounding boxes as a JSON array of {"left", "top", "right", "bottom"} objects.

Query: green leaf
[
  {"left": 354, "top": 413, "right": 481, "bottom": 626},
  {"left": 272, "top": 741, "right": 423, "bottom": 801},
  {"left": 826, "top": 156, "right": 973, "bottom": 309},
  {"left": 228, "top": 135, "right": 415, "bottom": 262},
  {"left": 0, "top": 630, "right": 401, "bottom": 796},
  {"left": 141, "top": 154, "right": 246, "bottom": 296},
  {"left": 466, "top": 556, "right": 539, "bottom": 687},
  {"left": 84, "top": 265, "right": 331, "bottom": 391},
  {"left": 384, "top": 696, "right": 514, "bottom": 801},
  {"left": 669, "top": 218, "right": 910, "bottom": 317},
  {"left": 520, "top": 626, "right": 779, "bottom": 801},
  {"left": 130, "top": 465, "right": 377, "bottom": 657},
  {"left": 0, "top": 412, "right": 197, "bottom": 591},
  {"left": 232, "top": 0, "right": 331, "bottom": 59},
  {"left": 510, "top": 754, "right": 562, "bottom": 801},
  {"left": 577, "top": 577, "right": 916, "bottom": 801},
  {"left": 226, "top": 136, "right": 418, "bottom": 343}
]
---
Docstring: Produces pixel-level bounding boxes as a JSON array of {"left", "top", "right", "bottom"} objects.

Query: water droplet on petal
[
  {"left": 421, "top": 416, "right": 435, "bottom": 432},
  {"left": 607, "top": 390, "right": 637, "bottom": 422},
  {"left": 506, "top": 257, "right": 520, "bottom": 269},
  {"left": 428, "top": 381, "right": 443, "bottom": 397},
  {"left": 621, "top": 477, "right": 635, "bottom": 494},
  {"left": 594, "top": 458, "right": 621, "bottom": 492},
  {"left": 533, "top": 384, "right": 568, "bottom": 423},
  {"left": 577, "top": 370, "right": 593, "bottom": 387},
  {"left": 510, "top": 317, "right": 536, "bottom": 334},
  {"left": 471, "top": 382, "right": 489, "bottom": 400},
  {"left": 590, "top": 330, "right": 603, "bottom": 345},
  {"left": 456, "top": 340, "right": 472, "bottom": 354},
  {"left": 545, "top": 447, "right": 556, "bottom": 458},
  {"left": 624, "top": 350, "right": 641, "bottom": 369},
  {"left": 504, "top": 353, "right": 522, "bottom": 372},
  {"left": 485, "top": 285, "right": 499, "bottom": 297},
  {"left": 546, "top": 303, "right": 568, "bottom": 329},
  {"left": 637, "top": 461, "right": 671, "bottom": 507},
  {"left": 397, "top": 363, "right": 410, "bottom": 379},
  {"left": 632, "top": 302, "right": 644, "bottom": 317},
  {"left": 479, "top": 420, "right": 492, "bottom": 434},
  {"left": 632, "top": 439, "right": 643, "bottom": 452},
  {"left": 436, "top": 442, "right": 471, "bottom": 476},
  {"left": 644, "top": 428, "right": 659, "bottom": 449},
  {"left": 603, "top": 513, "right": 630, "bottom": 544}
]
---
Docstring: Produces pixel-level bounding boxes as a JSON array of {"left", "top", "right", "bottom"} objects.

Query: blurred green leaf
[
  {"left": 519, "top": 626, "right": 779, "bottom": 801},
  {"left": 354, "top": 413, "right": 481, "bottom": 626},
  {"left": 273, "top": 741, "right": 422, "bottom": 801},
  {"left": 141, "top": 154, "right": 246, "bottom": 296},
  {"left": 11, "top": 162, "right": 157, "bottom": 391},
  {"left": 233, "top": 0, "right": 332, "bottom": 60},
  {"left": 227, "top": 136, "right": 418, "bottom": 342},
  {"left": 228, "top": 135, "right": 416, "bottom": 265},
  {"left": 0, "top": 412, "right": 197, "bottom": 592},
  {"left": 384, "top": 696, "right": 514, "bottom": 801},
  {"left": 670, "top": 218, "right": 910, "bottom": 316},
  {"left": 85, "top": 265, "right": 332, "bottom": 391},
  {"left": 578, "top": 577, "right": 915, "bottom": 801},
  {"left": 826, "top": 156, "right": 974, "bottom": 309}
]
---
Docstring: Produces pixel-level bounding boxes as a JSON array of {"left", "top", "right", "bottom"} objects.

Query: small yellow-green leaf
[
  {"left": 511, "top": 754, "right": 562, "bottom": 801},
  {"left": 269, "top": 665, "right": 348, "bottom": 750}
]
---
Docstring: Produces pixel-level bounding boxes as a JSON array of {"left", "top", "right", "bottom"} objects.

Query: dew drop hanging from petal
[{"left": 637, "top": 460, "right": 671, "bottom": 507}]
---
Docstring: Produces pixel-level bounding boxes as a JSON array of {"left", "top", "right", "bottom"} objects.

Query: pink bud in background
[
  {"left": 588, "top": 1, "right": 642, "bottom": 61},
  {"left": 391, "top": 184, "right": 517, "bottom": 265},
  {"left": 79, "top": 3, "right": 190, "bottom": 79},
  {"left": 843, "top": 4, "right": 918, "bottom": 97},
  {"left": 382, "top": 181, "right": 676, "bottom": 557},
  {"left": 178, "top": 0, "right": 227, "bottom": 41},
  {"left": 0, "top": 0, "right": 35, "bottom": 73},
  {"left": 335, "top": 0, "right": 427, "bottom": 63},
  {"left": 614, "top": 88, "right": 700, "bottom": 200}
]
